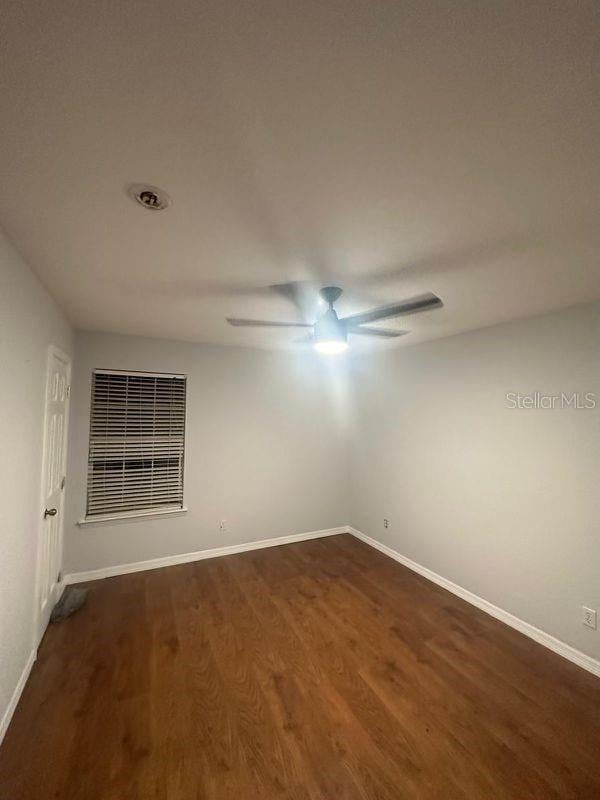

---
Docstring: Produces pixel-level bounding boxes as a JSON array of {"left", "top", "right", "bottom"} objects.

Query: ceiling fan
[{"left": 226, "top": 287, "right": 443, "bottom": 354}]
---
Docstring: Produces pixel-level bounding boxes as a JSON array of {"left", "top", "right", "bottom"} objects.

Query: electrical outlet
[
  {"left": 582, "top": 607, "right": 597, "bottom": 629},
  {"left": 383, "top": 518, "right": 390, "bottom": 529},
  {"left": 219, "top": 519, "right": 227, "bottom": 533}
]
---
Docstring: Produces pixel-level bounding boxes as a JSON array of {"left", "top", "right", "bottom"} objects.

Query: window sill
[{"left": 77, "top": 507, "right": 188, "bottom": 528}]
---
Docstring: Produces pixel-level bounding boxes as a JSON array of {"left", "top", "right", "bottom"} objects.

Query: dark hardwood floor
[{"left": 1, "top": 534, "right": 599, "bottom": 799}]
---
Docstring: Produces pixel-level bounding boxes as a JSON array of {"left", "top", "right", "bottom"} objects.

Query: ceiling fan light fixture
[
  {"left": 313, "top": 339, "right": 349, "bottom": 355},
  {"left": 313, "top": 306, "right": 348, "bottom": 354}
]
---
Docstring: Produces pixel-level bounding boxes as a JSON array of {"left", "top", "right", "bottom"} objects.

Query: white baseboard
[
  {"left": 0, "top": 649, "right": 36, "bottom": 747},
  {"left": 64, "top": 526, "right": 348, "bottom": 585},
  {"left": 349, "top": 527, "right": 600, "bottom": 679}
]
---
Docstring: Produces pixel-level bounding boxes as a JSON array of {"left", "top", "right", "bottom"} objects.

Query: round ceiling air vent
[{"left": 128, "top": 184, "right": 171, "bottom": 211}]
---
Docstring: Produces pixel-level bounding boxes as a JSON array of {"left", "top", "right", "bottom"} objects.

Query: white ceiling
[{"left": 1, "top": 1, "right": 600, "bottom": 351}]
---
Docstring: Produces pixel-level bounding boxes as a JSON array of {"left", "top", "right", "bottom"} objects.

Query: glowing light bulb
[{"left": 314, "top": 339, "right": 349, "bottom": 355}]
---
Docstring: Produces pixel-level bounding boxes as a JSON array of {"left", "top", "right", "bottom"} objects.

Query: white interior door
[{"left": 36, "top": 346, "right": 70, "bottom": 644}]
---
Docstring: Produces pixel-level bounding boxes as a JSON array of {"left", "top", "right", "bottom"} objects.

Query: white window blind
[{"left": 86, "top": 370, "right": 187, "bottom": 519}]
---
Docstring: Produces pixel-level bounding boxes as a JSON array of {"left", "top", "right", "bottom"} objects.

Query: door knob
[{"left": 44, "top": 507, "right": 58, "bottom": 518}]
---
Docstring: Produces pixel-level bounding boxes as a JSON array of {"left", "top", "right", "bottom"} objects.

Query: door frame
[{"left": 34, "top": 344, "right": 72, "bottom": 649}]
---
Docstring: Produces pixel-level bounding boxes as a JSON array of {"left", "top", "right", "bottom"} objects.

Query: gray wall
[
  {"left": 0, "top": 231, "right": 72, "bottom": 732},
  {"left": 349, "top": 301, "right": 600, "bottom": 660},
  {"left": 64, "top": 332, "right": 352, "bottom": 573}
]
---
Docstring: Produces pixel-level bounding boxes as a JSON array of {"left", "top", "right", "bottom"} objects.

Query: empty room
[{"left": 1, "top": 1, "right": 600, "bottom": 797}]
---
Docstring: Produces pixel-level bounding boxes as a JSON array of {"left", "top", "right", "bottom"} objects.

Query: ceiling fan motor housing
[{"left": 320, "top": 286, "right": 343, "bottom": 307}]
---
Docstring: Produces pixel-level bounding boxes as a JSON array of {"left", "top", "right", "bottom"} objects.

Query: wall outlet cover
[{"left": 582, "top": 607, "right": 597, "bottom": 629}]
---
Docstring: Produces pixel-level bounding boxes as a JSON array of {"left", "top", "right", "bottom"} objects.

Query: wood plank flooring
[{"left": 1, "top": 533, "right": 599, "bottom": 799}]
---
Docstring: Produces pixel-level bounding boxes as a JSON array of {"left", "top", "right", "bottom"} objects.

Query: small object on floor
[{"left": 50, "top": 587, "right": 89, "bottom": 623}]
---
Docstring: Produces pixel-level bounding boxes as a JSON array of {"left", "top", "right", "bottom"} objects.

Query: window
[{"left": 85, "top": 370, "right": 187, "bottom": 520}]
